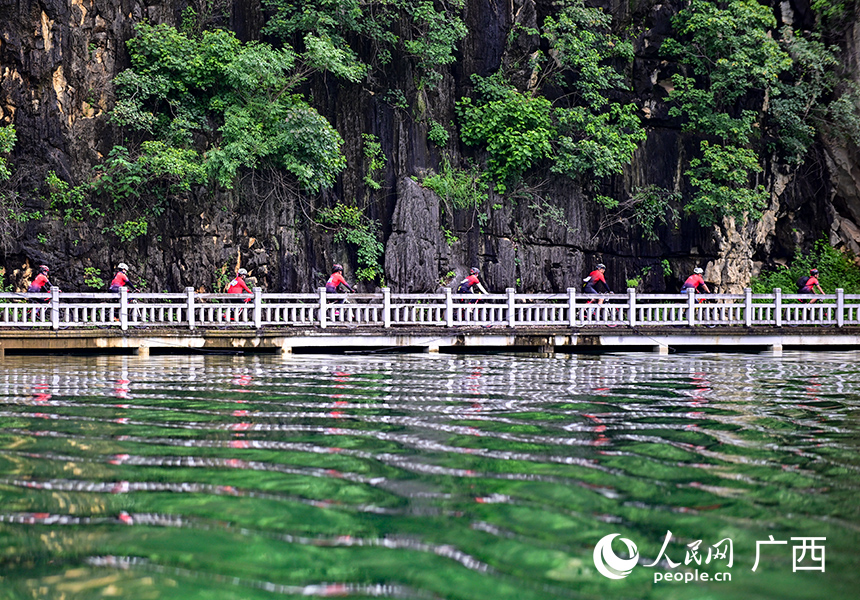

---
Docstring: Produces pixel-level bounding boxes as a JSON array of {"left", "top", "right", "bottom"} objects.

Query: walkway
[{"left": 1, "top": 288, "right": 857, "bottom": 356}]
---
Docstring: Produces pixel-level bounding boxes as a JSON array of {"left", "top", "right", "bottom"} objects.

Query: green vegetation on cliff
[
  {"left": 752, "top": 239, "right": 860, "bottom": 294},
  {"left": 113, "top": 22, "right": 345, "bottom": 192},
  {"left": 316, "top": 203, "right": 384, "bottom": 282},
  {"left": 0, "top": 125, "right": 17, "bottom": 253},
  {"left": 662, "top": 0, "right": 787, "bottom": 226},
  {"left": 456, "top": 0, "right": 645, "bottom": 194},
  {"left": 0, "top": 125, "right": 14, "bottom": 182},
  {"left": 665, "top": 0, "right": 860, "bottom": 227},
  {"left": 263, "top": 0, "right": 467, "bottom": 86}
]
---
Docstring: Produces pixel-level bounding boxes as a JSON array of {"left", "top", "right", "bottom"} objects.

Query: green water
[{"left": 0, "top": 351, "right": 857, "bottom": 599}]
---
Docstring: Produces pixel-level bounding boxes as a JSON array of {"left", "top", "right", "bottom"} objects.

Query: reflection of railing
[{"left": 1, "top": 287, "right": 859, "bottom": 330}]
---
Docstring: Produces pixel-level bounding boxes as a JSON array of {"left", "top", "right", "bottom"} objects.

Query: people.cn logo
[{"left": 593, "top": 534, "right": 640, "bottom": 579}]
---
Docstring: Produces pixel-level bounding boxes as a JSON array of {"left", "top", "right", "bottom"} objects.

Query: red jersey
[
  {"left": 587, "top": 270, "right": 606, "bottom": 285},
  {"left": 110, "top": 272, "right": 130, "bottom": 288},
  {"left": 28, "top": 273, "right": 51, "bottom": 292},
  {"left": 683, "top": 274, "right": 705, "bottom": 289},
  {"left": 803, "top": 276, "right": 819, "bottom": 290},
  {"left": 326, "top": 272, "right": 349, "bottom": 291},
  {"left": 227, "top": 277, "right": 251, "bottom": 294}
]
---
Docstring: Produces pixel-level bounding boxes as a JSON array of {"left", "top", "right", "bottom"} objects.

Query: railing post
[
  {"left": 51, "top": 287, "right": 60, "bottom": 330},
  {"left": 743, "top": 288, "right": 752, "bottom": 327},
  {"left": 319, "top": 287, "right": 327, "bottom": 329},
  {"left": 568, "top": 288, "right": 576, "bottom": 327},
  {"left": 253, "top": 287, "right": 262, "bottom": 329},
  {"left": 382, "top": 287, "right": 391, "bottom": 328},
  {"left": 837, "top": 288, "right": 844, "bottom": 327},
  {"left": 628, "top": 288, "right": 636, "bottom": 327},
  {"left": 186, "top": 288, "right": 195, "bottom": 331},
  {"left": 687, "top": 288, "right": 696, "bottom": 327},
  {"left": 507, "top": 288, "right": 516, "bottom": 328},
  {"left": 444, "top": 287, "right": 453, "bottom": 327},
  {"left": 120, "top": 286, "right": 128, "bottom": 331},
  {"left": 774, "top": 288, "right": 782, "bottom": 327}
]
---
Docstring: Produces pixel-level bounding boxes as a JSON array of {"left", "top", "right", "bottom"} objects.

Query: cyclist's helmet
[
  {"left": 333, "top": 264, "right": 343, "bottom": 273},
  {"left": 693, "top": 267, "right": 703, "bottom": 274},
  {"left": 38, "top": 265, "right": 49, "bottom": 273},
  {"left": 237, "top": 268, "right": 248, "bottom": 276},
  {"left": 596, "top": 263, "right": 606, "bottom": 270},
  {"left": 470, "top": 267, "right": 480, "bottom": 275},
  {"left": 810, "top": 268, "right": 819, "bottom": 275},
  {"left": 117, "top": 262, "right": 129, "bottom": 271}
]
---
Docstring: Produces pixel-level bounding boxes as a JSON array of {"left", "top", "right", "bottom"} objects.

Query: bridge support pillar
[
  {"left": 655, "top": 344, "right": 669, "bottom": 355},
  {"left": 280, "top": 345, "right": 292, "bottom": 356},
  {"left": 768, "top": 344, "right": 783, "bottom": 356},
  {"left": 135, "top": 345, "right": 150, "bottom": 358},
  {"left": 0, "top": 345, "right": 4, "bottom": 360},
  {"left": 426, "top": 344, "right": 440, "bottom": 353}
]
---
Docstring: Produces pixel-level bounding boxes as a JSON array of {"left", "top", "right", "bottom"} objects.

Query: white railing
[{"left": 1, "top": 287, "right": 858, "bottom": 330}]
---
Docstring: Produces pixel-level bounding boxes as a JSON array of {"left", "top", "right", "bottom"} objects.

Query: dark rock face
[
  {"left": 385, "top": 177, "right": 446, "bottom": 293},
  {"left": 0, "top": 0, "right": 857, "bottom": 294}
]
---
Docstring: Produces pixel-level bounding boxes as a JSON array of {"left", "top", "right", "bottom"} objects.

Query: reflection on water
[{"left": 0, "top": 352, "right": 858, "bottom": 599}]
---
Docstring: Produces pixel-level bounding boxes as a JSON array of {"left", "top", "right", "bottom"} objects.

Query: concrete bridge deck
[{"left": 2, "top": 325, "right": 857, "bottom": 357}]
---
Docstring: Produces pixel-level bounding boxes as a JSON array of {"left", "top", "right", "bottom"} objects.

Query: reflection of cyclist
[
  {"left": 457, "top": 267, "right": 488, "bottom": 301},
  {"left": 681, "top": 267, "right": 711, "bottom": 294},
  {"left": 583, "top": 263, "right": 611, "bottom": 304},
  {"left": 109, "top": 263, "right": 134, "bottom": 293},
  {"left": 798, "top": 268, "right": 824, "bottom": 303},
  {"left": 326, "top": 264, "right": 355, "bottom": 294},
  {"left": 27, "top": 265, "right": 52, "bottom": 303}
]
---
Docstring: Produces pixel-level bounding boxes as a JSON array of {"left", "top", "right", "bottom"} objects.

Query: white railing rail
[{"left": 0, "top": 287, "right": 857, "bottom": 330}]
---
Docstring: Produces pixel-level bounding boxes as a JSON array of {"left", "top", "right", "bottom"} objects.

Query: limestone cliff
[{"left": 0, "top": 0, "right": 856, "bottom": 294}]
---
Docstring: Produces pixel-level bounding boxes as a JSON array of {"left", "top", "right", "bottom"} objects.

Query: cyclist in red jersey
[
  {"left": 109, "top": 263, "right": 134, "bottom": 293},
  {"left": 223, "top": 268, "right": 252, "bottom": 321},
  {"left": 456, "top": 267, "right": 488, "bottom": 296},
  {"left": 27, "top": 265, "right": 52, "bottom": 306},
  {"left": 583, "top": 263, "right": 611, "bottom": 304},
  {"left": 226, "top": 268, "right": 252, "bottom": 296},
  {"left": 326, "top": 264, "right": 355, "bottom": 294},
  {"left": 798, "top": 268, "right": 824, "bottom": 303},
  {"left": 681, "top": 267, "right": 711, "bottom": 294}
]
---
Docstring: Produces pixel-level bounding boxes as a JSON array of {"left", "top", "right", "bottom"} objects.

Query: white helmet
[
  {"left": 118, "top": 262, "right": 129, "bottom": 270},
  {"left": 693, "top": 267, "right": 703, "bottom": 274}
]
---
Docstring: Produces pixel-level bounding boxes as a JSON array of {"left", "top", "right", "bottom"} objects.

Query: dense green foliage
[
  {"left": 114, "top": 22, "right": 345, "bottom": 192},
  {"left": 94, "top": 143, "right": 207, "bottom": 203},
  {"left": 316, "top": 204, "right": 384, "bottom": 282},
  {"left": 457, "top": 0, "right": 645, "bottom": 193},
  {"left": 263, "top": 0, "right": 467, "bottom": 86},
  {"left": 0, "top": 125, "right": 19, "bottom": 255},
  {"left": 771, "top": 30, "right": 840, "bottom": 161},
  {"left": 361, "top": 134, "right": 386, "bottom": 191},
  {"left": 662, "top": 0, "right": 786, "bottom": 226},
  {"left": 45, "top": 171, "right": 103, "bottom": 224},
  {"left": 427, "top": 121, "right": 449, "bottom": 148},
  {"left": 752, "top": 239, "right": 860, "bottom": 294},
  {"left": 540, "top": 1, "right": 646, "bottom": 180},
  {"left": 421, "top": 157, "right": 489, "bottom": 211},
  {"left": 663, "top": 0, "right": 860, "bottom": 227},
  {"left": 0, "top": 125, "right": 14, "bottom": 181},
  {"left": 457, "top": 74, "right": 555, "bottom": 193}
]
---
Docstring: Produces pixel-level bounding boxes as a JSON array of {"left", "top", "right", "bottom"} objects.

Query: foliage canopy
[
  {"left": 456, "top": 0, "right": 645, "bottom": 193},
  {"left": 263, "top": 0, "right": 467, "bottom": 86},
  {"left": 752, "top": 239, "right": 860, "bottom": 295},
  {"left": 114, "top": 22, "right": 345, "bottom": 192}
]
